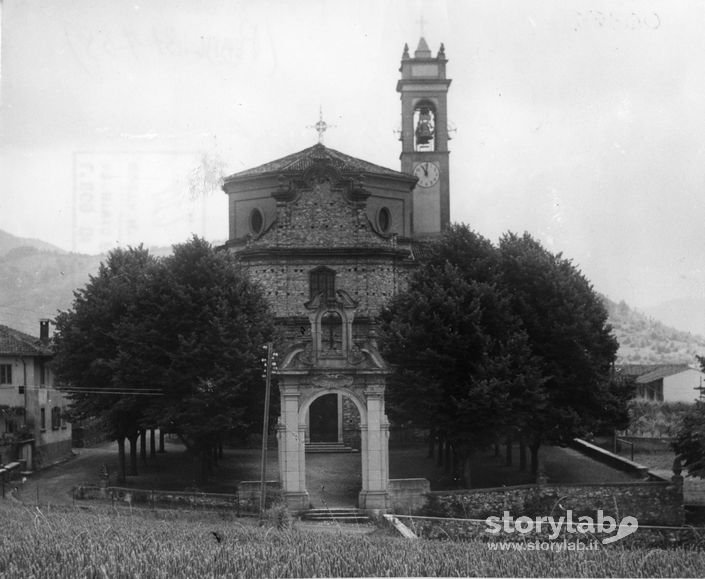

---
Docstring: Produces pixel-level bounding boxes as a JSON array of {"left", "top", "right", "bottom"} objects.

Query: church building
[{"left": 222, "top": 38, "right": 451, "bottom": 510}]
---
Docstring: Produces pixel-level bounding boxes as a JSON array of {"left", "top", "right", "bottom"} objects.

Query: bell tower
[{"left": 397, "top": 38, "right": 452, "bottom": 236}]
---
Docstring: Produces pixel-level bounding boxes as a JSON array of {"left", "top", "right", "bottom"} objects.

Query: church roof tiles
[{"left": 223, "top": 144, "right": 415, "bottom": 183}]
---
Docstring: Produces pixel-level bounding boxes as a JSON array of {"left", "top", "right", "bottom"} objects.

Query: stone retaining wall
[
  {"left": 388, "top": 478, "right": 430, "bottom": 513},
  {"left": 422, "top": 477, "right": 684, "bottom": 526}
]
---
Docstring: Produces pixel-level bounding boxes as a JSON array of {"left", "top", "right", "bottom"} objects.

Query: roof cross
[{"left": 308, "top": 106, "right": 335, "bottom": 144}]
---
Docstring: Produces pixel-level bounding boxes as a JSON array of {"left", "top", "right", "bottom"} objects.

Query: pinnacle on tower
[{"left": 414, "top": 37, "right": 432, "bottom": 58}]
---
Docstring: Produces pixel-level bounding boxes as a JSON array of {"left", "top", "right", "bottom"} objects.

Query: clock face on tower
[{"left": 413, "top": 162, "right": 440, "bottom": 188}]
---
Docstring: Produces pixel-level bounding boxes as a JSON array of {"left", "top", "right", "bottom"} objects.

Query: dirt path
[{"left": 15, "top": 444, "right": 116, "bottom": 505}]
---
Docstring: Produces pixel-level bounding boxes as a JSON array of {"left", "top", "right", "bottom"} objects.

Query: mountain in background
[
  {"left": 1, "top": 229, "right": 704, "bottom": 365},
  {"left": 603, "top": 297, "right": 705, "bottom": 366},
  {"left": 0, "top": 229, "right": 68, "bottom": 255},
  {"left": 641, "top": 298, "right": 705, "bottom": 340},
  {"left": 0, "top": 230, "right": 175, "bottom": 335}
]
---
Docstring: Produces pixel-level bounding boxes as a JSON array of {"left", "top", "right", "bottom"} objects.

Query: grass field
[{"left": 1, "top": 503, "right": 704, "bottom": 578}]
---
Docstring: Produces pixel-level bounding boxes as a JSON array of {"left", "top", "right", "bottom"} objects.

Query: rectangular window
[
  {"left": 51, "top": 407, "right": 61, "bottom": 430},
  {"left": 40, "top": 408, "right": 46, "bottom": 432},
  {"left": 310, "top": 267, "right": 336, "bottom": 302},
  {"left": 0, "top": 364, "right": 12, "bottom": 384}
]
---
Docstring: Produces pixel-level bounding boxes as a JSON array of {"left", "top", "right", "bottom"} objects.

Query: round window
[
  {"left": 377, "top": 207, "right": 391, "bottom": 233},
  {"left": 249, "top": 208, "right": 264, "bottom": 235}
]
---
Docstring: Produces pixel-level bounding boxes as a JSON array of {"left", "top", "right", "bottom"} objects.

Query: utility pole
[{"left": 259, "top": 342, "right": 276, "bottom": 517}]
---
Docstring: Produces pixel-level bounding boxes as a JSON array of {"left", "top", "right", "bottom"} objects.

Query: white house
[
  {"left": 0, "top": 321, "right": 72, "bottom": 469},
  {"left": 619, "top": 364, "right": 705, "bottom": 403}
]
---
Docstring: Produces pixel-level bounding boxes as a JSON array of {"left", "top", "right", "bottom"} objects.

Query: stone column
[
  {"left": 359, "top": 385, "right": 389, "bottom": 510},
  {"left": 278, "top": 386, "right": 309, "bottom": 510}
]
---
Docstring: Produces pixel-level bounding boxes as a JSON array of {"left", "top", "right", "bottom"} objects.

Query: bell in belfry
[{"left": 415, "top": 107, "right": 434, "bottom": 145}]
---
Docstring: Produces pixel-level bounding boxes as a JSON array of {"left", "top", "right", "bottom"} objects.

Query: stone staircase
[
  {"left": 305, "top": 442, "right": 354, "bottom": 453},
  {"left": 299, "top": 507, "right": 371, "bottom": 524}
]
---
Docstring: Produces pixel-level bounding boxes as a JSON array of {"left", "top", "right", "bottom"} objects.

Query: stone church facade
[{"left": 223, "top": 38, "right": 450, "bottom": 510}]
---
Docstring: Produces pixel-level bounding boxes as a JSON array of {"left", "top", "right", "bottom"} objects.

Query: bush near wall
[{"left": 624, "top": 401, "right": 691, "bottom": 438}]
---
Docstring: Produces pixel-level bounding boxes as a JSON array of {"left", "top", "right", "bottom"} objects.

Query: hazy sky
[{"left": 1, "top": 0, "right": 704, "bottom": 310}]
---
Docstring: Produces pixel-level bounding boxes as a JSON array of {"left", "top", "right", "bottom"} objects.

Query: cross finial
[
  {"left": 308, "top": 106, "right": 335, "bottom": 145},
  {"left": 417, "top": 14, "right": 426, "bottom": 37}
]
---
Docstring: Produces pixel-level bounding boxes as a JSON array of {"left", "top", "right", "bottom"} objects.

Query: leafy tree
[
  {"left": 673, "top": 355, "right": 705, "bottom": 477},
  {"left": 137, "top": 237, "right": 275, "bottom": 479},
  {"left": 498, "top": 232, "right": 627, "bottom": 470},
  {"left": 53, "top": 246, "right": 158, "bottom": 481},
  {"left": 53, "top": 238, "right": 275, "bottom": 481},
  {"left": 380, "top": 225, "right": 545, "bottom": 485},
  {"left": 673, "top": 401, "right": 705, "bottom": 478},
  {"left": 381, "top": 226, "right": 628, "bottom": 485}
]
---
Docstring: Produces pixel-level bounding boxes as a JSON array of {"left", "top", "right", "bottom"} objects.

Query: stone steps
[
  {"left": 305, "top": 442, "right": 354, "bottom": 453},
  {"left": 300, "top": 507, "right": 371, "bottom": 524}
]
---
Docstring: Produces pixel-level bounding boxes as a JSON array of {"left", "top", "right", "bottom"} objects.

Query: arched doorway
[
  {"left": 308, "top": 394, "right": 338, "bottom": 443},
  {"left": 305, "top": 391, "right": 362, "bottom": 507}
]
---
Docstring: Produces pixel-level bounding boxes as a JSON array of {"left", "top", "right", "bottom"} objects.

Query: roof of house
[
  {"left": 0, "top": 324, "right": 52, "bottom": 357},
  {"left": 223, "top": 143, "right": 416, "bottom": 183},
  {"left": 618, "top": 363, "right": 696, "bottom": 384}
]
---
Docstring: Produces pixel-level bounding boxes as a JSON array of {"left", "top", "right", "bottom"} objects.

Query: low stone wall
[
  {"left": 74, "top": 481, "right": 282, "bottom": 513},
  {"left": 421, "top": 477, "right": 684, "bottom": 526},
  {"left": 237, "top": 480, "right": 282, "bottom": 511},
  {"left": 388, "top": 478, "right": 430, "bottom": 513}
]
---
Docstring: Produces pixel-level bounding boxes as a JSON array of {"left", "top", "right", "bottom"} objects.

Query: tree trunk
[
  {"left": 117, "top": 437, "right": 127, "bottom": 483},
  {"left": 428, "top": 429, "right": 436, "bottom": 458},
  {"left": 444, "top": 440, "right": 452, "bottom": 473},
  {"left": 159, "top": 429, "right": 165, "bottom": 453},
  {"left": 150, "top": 428, "right": 156, "bottom": 458},
  {"left": 128, "top": 435, "right": 139, "bottom": 476},
  {"left": 530, "top": 443, "right": 540, "bottom": 478},
  {"left": 140, "top": 429, "right": 147, "bottom": 463},
  {"left": 461, "top": 453, "right": 472, "bottom": 488},
  {"left": 519, "top": 434, "right": 527, "bottom": 472},
  {"left": 436, "top": 434, "right": 444, "bottom": 467},
  {"left": 505, "top": 434, "right": 513, "bottom": 467},
  {"left": 199, "top": 450, "right": 211, "bottom": 483}
]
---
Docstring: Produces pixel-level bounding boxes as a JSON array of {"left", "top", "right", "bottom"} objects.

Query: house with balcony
[{"left": 0, "top": 321, "right": 71, "bottom": 470}]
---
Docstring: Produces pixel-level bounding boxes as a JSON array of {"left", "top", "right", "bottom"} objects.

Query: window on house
[
  {"left": 39, "top": 363, "right": 46, "bottom": 386},
  {"left": 310, "top": 267, "right": 336, "bottom": 302},
  {"left": 51, "top": 407, "right": 61, "bottom": 431},
  {"left": 0, "top": 364, "right": 12, "bottom": 384},
  {"left": 644, "top": 382, "right": 664, "bottom": 402},
  {"left": 40, "top": 408, "right": 46, "bottom": 432}
]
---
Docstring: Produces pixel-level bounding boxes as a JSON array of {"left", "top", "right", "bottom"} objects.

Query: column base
[
  {"left": 283, "top": 491, "right": 310, "bottom": 512},
  {"left": 358, "top": 490, "right": 389, "bottom": 511}
]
